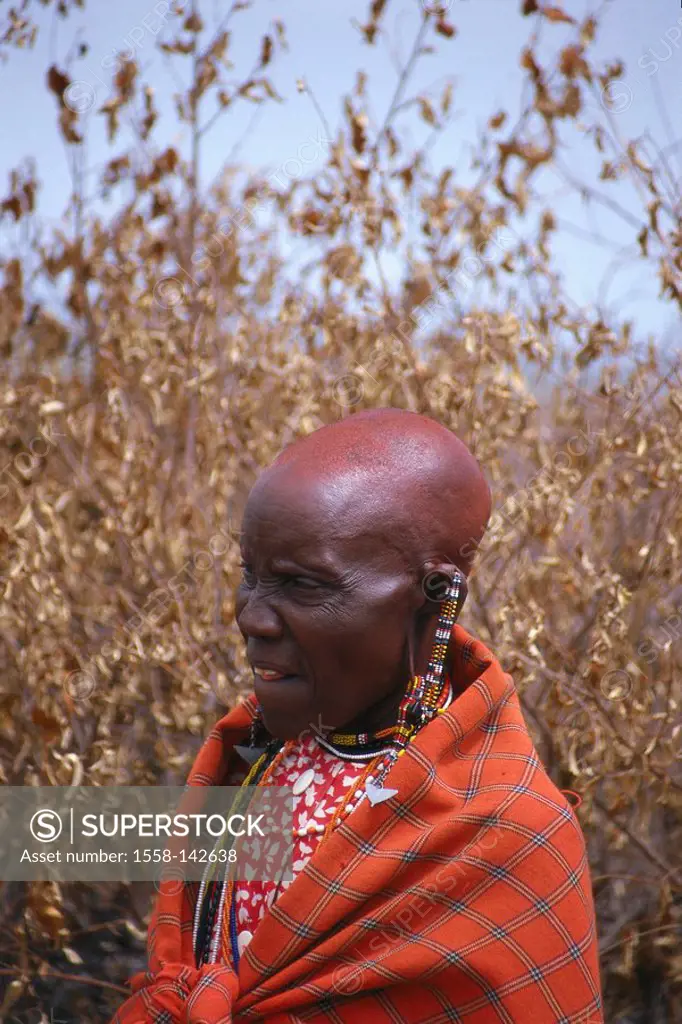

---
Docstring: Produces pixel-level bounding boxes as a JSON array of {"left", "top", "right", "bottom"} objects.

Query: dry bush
[{"left": 0, "top": 1, "right": 680, "bottom": 1021}]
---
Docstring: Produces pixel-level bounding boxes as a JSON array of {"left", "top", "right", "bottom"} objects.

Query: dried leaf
[
  {"left": 581, "top": 16, "right": 597, "bottom": 44},
  {"left": 31, "top": 706, "right": 62, "bottom": 742},
  {"left": 418, "top": 97, "right": 438, "bottom": 128},
  {"left": 184, "top": 11, "right": 204, "bottom": 32},
  {"left": 441, "top": 82, "right": 453, "bottom": 116},
  {"left": 435, "top": 18, "right": 456, "bottom": 39},
  {"left": 63, "top": 946, "right": 84, "bottom": 964},
  {"left": 541, "top": 5, "right": 576, "bottom": 25},
  {"left": 0, "top": 978, "right": 26, "bottom": 1015},
  {"left": 350, "top": 111, "right": 368, "bottom": 154},
  {"left": 259, "top": 34, "right": 273, "bottom": 67},
  {"left": 560, "top": 45, "right": 588, "bottom": 79},
  {"left": 1, "top": 195, "right": 22, "bottom": 221},
  {"left": 46, "top": 64, "right": 69, "bottom": 102}
]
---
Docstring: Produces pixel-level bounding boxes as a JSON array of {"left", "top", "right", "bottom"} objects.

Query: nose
[{"left": 235, "top": 586, "right": 284, "bottom": 640}]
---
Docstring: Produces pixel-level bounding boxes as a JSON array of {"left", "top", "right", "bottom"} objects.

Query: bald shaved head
[{"left": 265, "top": 408, "right": 492, "bottom": 575}]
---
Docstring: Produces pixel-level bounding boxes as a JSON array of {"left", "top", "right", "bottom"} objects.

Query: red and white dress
[
  {"left": 214, "top": 681, "right": 453, "bottom": 959},
  {"left": 223, "top": 733, "right": 373, "bottom": 956}
]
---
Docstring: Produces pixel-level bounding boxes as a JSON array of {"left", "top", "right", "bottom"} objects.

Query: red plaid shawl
[{"left": 111, "top": 625, "right": 603, "bottom": 1023}]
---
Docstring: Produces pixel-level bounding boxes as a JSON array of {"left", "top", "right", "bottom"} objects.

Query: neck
[
  {"left": 339, "top": 678, "right": 411, "bottom": 736},
  {"left": 341, "top": 661, "right": 453, "bottom": 738}
]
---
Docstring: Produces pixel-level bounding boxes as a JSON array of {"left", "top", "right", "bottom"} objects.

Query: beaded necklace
[{"left": 193, "top": 572, "right": 465, "bottom": 970}]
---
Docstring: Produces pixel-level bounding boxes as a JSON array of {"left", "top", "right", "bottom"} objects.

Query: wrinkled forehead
[{"left": 240, "top": 463, "right": 413, "bottom": 568}]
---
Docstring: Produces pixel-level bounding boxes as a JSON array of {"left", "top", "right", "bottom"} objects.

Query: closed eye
[
  {"left": 283, "top": 574, "right": 321, "bottom": 590},
  {"left": 239, "top": 562, "right": 321, "bottom": 591}
]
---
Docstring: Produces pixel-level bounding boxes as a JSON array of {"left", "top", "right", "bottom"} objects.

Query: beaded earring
[{"left": 364, "top": 570, "right": 466, "bottom": 799}]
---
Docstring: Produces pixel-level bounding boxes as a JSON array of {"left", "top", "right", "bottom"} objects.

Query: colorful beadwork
[{"left": 368, "top": 572, "right": 465, "bottom": 793}]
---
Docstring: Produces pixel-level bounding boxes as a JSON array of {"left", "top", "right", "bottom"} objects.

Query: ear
[
  {"left": 419, "top": 560, "right": 468, "bottom": 614},
  {"left": 410, "top": 560, "right": 468, "bottom": 679}
]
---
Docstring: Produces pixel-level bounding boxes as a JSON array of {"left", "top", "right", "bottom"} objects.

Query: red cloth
[{"left": 111, "top": 624, "right": 604, "bottom": 1023}]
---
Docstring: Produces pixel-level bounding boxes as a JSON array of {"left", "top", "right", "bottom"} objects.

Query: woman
[{"left": 112, "top": 408, "right": 603, "bottom": 1023}]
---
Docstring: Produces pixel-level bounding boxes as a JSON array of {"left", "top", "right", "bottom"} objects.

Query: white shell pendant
[
  {"left": 365, "top": 781, "right": 398, "bottom": 806},
  {"left": 292, "top": 767, "right": 316, "bottom": 796},
  {"left": 237, "top": 929, "right": 254, "bottom": 954}
]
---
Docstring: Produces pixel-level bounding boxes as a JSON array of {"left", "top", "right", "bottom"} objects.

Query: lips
[
  {"left": 254, "top": 667, "right": 291, "bottom": 681},
  {"left": 250, "top": 660, "right": 299, "bottom": 682},
  {"left": 250, "top": 659, "right": 310, "bottom": 734}
]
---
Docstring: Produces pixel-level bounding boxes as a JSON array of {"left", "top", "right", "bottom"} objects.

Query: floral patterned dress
[{"left": 223, "top": 733, "right": 372, "bottom": 956}]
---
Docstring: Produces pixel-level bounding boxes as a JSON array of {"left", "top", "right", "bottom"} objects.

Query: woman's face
[{"left": 235, "top": 469, "right": 425, "bottom": 741}]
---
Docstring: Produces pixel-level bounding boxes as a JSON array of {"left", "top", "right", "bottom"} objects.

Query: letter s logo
[{"left": 30, "top": 809, "right": 63, "bottom": 842}]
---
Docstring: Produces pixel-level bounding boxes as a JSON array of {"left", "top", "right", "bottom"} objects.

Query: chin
[{"left": 261, "top": 710, "right": 307, "bottom": 743}]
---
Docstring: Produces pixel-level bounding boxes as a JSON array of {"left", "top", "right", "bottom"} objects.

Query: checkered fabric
[{"left": 111, "top": 624, "right": 603, "bottom": 1023}]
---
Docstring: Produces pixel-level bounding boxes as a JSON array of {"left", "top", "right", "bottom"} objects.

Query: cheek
[
  {"left": 234, "top": 590, "right": 252, "bottom": 635},
  {"left": 352, "top": 582, "right": 413, "bottom": 650},
  {"left": 300, "top": 587, "right": 411, "bottom": 681}
]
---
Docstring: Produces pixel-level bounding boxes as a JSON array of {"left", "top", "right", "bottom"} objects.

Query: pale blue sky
[{"left": 1, "top": 0, "right": 681, "bottom": 345}]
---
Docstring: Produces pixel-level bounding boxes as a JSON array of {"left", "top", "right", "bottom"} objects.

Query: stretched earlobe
[{"left": 420, "top": 562, "right": 468, "bottom": 616}]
